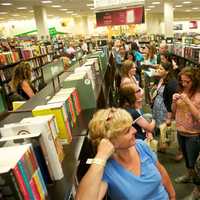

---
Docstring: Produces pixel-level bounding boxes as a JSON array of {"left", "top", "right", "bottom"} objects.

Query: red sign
[
  {"left": 189, "top": 21, "right": 198, "bottom": 29},
  {"left": 96, "top": 7, "right": 144, "bottom": 27}
]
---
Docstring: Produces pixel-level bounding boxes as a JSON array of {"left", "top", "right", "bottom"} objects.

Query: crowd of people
[{"left": 76, "top": 39, "right": 200, "bottom": 200}]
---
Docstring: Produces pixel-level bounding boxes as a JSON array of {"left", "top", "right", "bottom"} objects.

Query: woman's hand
[
  {"left": 96, "top": 139, "right": 115, "bottom": 161},
  {"left": 180, "top": 93, "right": 190, "bottom": 105},
  {"left": 172, "top": 93, "right": 180, "bottom": 103},
  {"left": 146, "top": 132, "right": 153, "bottom": 140}
]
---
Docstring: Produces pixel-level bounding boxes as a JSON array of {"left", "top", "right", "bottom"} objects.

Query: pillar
[
  {"left": 146, "top": 13, "right": 162, "bottom": 34},
  {"left": 164, "top": 0, "right": 174, "bottom": 37},
  {"left": 81, "top": 16, "right": 89, "bottom": 35},
  {"left": 33, "top": 6, "right": 49, "bottom": 39}
]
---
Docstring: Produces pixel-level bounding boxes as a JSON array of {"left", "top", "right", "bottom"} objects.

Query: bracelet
[{"left": 86, "top": 158, "right": 106, "bottom": 167}]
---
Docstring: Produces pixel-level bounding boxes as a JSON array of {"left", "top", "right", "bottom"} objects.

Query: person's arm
[
  {"left": 171, "top": 93, "right": 180, "bottom": 120},
  {"left": 180, "top": 93, "right": 200, "bottom": 120},
  {"left": 136, "top": 117, "right": 155, "bottom": 133},
  {"left": 75, "top": 139, "right": 114, "bottom": 200},
  {"left": 21, "top": 80, "right": 35, "bottom": 98},
  {"left": 156, "top": 161, "right": 176, "bottom": 200}
]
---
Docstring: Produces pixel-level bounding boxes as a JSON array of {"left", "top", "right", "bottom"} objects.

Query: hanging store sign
[
  {"left": 96, "top": 7, "right": 144, "bottom": 27},
  {"left": 189, "top": 21, "right": 198, "bottom": 29},
  {"left": 94, "top": 0, "right": 144, "bottom": 11}
]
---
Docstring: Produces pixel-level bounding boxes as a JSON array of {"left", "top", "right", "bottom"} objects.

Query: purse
[{"left": 159, "top": 121, "right": 177, "bottom": 147}]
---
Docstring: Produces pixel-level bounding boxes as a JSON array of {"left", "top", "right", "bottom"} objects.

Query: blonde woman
[
  {"left": 10, "top": 62, "right": 36, "bottom": 100},
  {"left": 76, "top": 108, "right": 175, "bottom": 200}
]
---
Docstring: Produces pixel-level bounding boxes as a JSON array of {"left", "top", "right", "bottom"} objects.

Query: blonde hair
[
  {"left": 121, "top": 60, "right": 135, "bottom": 77},
  {"left": 88, "top": 107, "right": 133, "bottom": 146},
  {"left": 10, "top": 62, "right": 32, "bottom": 92}
]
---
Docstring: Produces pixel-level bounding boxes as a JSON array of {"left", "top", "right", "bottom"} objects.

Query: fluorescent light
[
  {"left": 192, "top": 7, "right": 199, "bottom": 10},
  {"left": 1, "top": 3, "right": 12, "bottom": 6},
  {"left": 148, "top": 5, "right": 155, "bottom": 8},
  {"left": 175, "top": 5, "right": 183, "bottom": 8},
  {"left": 66, "top": 11, "right": 73, "bottom": 13},
  {"left": 51, "top": 5, "right": 61, "bottom": 8},
  {"left": 183, "top": 1, "right": 192, "bottom": 4},
  {"left": 41, "top": 0, "right": 52, "bottom": 3},
  {"left": 152, "top": 2, "right": 160, "bottom": 5},
  {"left": 17, "top": 7, "right": 27, "bottom": 9},
  {"left": 186, "top": 9, "right": 191, "bottom": 12},
  {"left": 0, "top": 12, "right": 8, "bottom": 14},
  {"left": 87, "top": 3, "right": 94, "bottom": 7},
  {"left": 12, "top": 14, "right": 20, "bottom": 16},
  {"left": 145, "top": 8, "right": 151, "bottom": 11},
  {"left": 29, "top": 10, "right": 34, "bottom": 12},
  {"left": 59, "top": 9, "right": 68, "bottom": 11}
]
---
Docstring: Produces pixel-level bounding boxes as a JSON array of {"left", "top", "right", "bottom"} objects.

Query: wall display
[
  {"left": 173, "top": 24, "right": 183, "bottom": 30},
  {"left": 96, "top": 7, "right": 144, "bottom": 27}
]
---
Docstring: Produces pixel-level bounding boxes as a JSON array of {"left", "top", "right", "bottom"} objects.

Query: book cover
[{"left": 32, "top": 103, "right": 72, "bottom": 143}]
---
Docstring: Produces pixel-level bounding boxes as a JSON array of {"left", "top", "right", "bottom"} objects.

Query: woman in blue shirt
[{"left": 76, "top": 108, "right": 175, "bottom": 200}]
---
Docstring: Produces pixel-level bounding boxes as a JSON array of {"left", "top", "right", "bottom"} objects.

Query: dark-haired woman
[{"left": 172, "top": 67, "right": 200, "bottom": 199}]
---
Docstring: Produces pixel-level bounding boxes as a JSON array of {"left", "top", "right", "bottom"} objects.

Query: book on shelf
[
  {"left": 63, "top": 72, "right": 96, "bottom": 110},
  {"left": 32, "top": 103, "right": 72, "bottom": 144},
  {"left": 0, "top": 144, "right": 47, "bottom": 200},
  {"left": 0, "top": 115, "right": 64, "bottom": 181},
  {"left": 74, "top": 65, "right": 95, "bottom": 89},
  {"left": 57, "top": 88, "right": 81, "bottom": 116},
  {"left": 48, "top": 93, "right": 76, "bottom": 128}
]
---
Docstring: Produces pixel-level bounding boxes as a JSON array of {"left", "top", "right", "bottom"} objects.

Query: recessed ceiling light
[
  {"left": 1, "top": 3, "right": 12, "bottom": 6},
  {"left": 12, "top": 14, "right": 20, "bottom": 17},
  {"left": 0, "top": 12, "right": 8, "bottom": 14},
  {"left": 183, "top": 1, "right": 192, "bottom": 4},
  {"left": 186, "top": 9, "right": 191, "bottom": 12},
  {"left": 51, "top": 5, "right": 61, "bottom": 8},
  {"left": 148, "top": 5, "right": 155, "bottom": 8},
  {"left": 41, "top": 0, "right": 52, "bottom": 3},
  {"left": 192, "top": 7, "right": 199, "bottom": 10},
  {"left": 87, "top": 3, "right": 94, "bottom": 7},
  {"left": 29, "top": 10, "right": 34, "bottom": 12},
  {"left": 66, "top": 11, "right": 73, "bottom": 13},
  {"left": 152, "top": 2, "right": 160, "bottom": 5},
  {"left": 145, "top": 8, "right": 151, "bottom": 11},
  {"left": 60, "top": 8, "right": 68, "bottom": 11},
  {"left": 175, "top": 5, "right": 183, "bottom": 8},
  {"left": 17, "top": 7, "right": 27, "bottom": 9}
]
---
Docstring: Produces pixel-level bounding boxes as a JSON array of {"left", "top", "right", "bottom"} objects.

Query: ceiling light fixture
[
  {"left": 175, "top": 5, "right": 183, "bottom": 7},
  {"left": 51, "top": 5, "right": 61, "bottom": 8},
  {"left": 41, "top": 0, "right": 52, "bottom": 3},
  {"left": 0, "top": 12, "right": 8, "bottom": 14},
  {"left": 60, "top": 9, "right": 68, "bottom": 11},
  {"left": 152, "top": 2, "right": 160, "bottom": 5},
  {"left": 183, "top": 1, "right": 192, "bottom": 4},
  {"left": 1, "top": 3, "right": 12, "bottom": 6},
  {"left": 17, "top": 7, "right": 27, "bottom": 10},
  {"left": 87, "top": 3, "right": 94, "bottom": 7},
  {"left": 145, "top": 8, "right": 151, "bottom": 11},
  {"left": 148, "top": 5, "right": 155, "bottom": 8},
  {"left": 192, "top": 7, "right": 199, "bottom": 10}
]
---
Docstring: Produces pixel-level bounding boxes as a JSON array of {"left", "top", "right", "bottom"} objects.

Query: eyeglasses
[
  {"left": 135, "top": 88, "right": 142, "bottom": 94},
  {"left": 180, "top": 79, "right": 191, "bottom": 84},
  {"left": 106, "top": 108, "right": 115, "bottom": 121}
]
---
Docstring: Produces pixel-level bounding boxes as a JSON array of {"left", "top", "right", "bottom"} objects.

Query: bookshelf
[{"left": 0, "top": 47, "right": 110, "bottom": 199}]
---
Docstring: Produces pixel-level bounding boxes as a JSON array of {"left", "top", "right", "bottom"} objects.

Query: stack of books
[
  {"left": 63, "top": 72, "right": 96, "bottom": 110},
  {"left": 32, "top": 103, "right": 72, "bottom": 144},
  {"left": 0, "top": 115, "right": 64, "bottom": 181},
  {"left": 0, "top": 51, "right": 20, "bottom": 65},
  {"left": 0, "top": 144, "right": 48, "bottom": 199}
]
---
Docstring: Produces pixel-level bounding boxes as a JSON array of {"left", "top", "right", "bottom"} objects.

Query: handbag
[
  {"left": 145, "top": 138, "right": 158, "bottom": 153},
  {"left": 159, "top": 121, "right": 177, "bottom": 147}
]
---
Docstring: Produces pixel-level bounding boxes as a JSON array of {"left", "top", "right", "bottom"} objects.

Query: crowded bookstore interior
[{"left": 0, "top": 0, "right": 200, "bottom": 199}]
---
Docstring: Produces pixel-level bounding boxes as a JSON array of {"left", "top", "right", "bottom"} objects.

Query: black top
[
  {"left": 126, "top": 108, "right": 146, "bottom": 140},
  {"left": 17, "top": 82, "right": 36, "bottom": 100},
  {"left": 163, "top": 78, "right": 178, "bottom": 112}
]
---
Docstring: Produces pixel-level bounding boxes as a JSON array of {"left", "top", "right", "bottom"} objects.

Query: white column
[
  {"left": 164, "top": 0, "right": 174, "bottom": 37},
  {"left": 146, "top": 13, "right": 162, "bottom": 34},
  {"left": 33, "top": 6, "right": 49, "bottom": 39},
  {"left": 81, "top": 16, "right": 89, "bottom": 35}
]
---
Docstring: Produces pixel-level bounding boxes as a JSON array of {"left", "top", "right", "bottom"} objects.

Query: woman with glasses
[
  {"left": 119, "top": 83, "right": 155, "bottom": 140},
  {"left": 172, "top": 67, "right": 200, "bottom": 200},
  {"left": 76, "top": 108, "right": 175, "bottom": 200}
]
